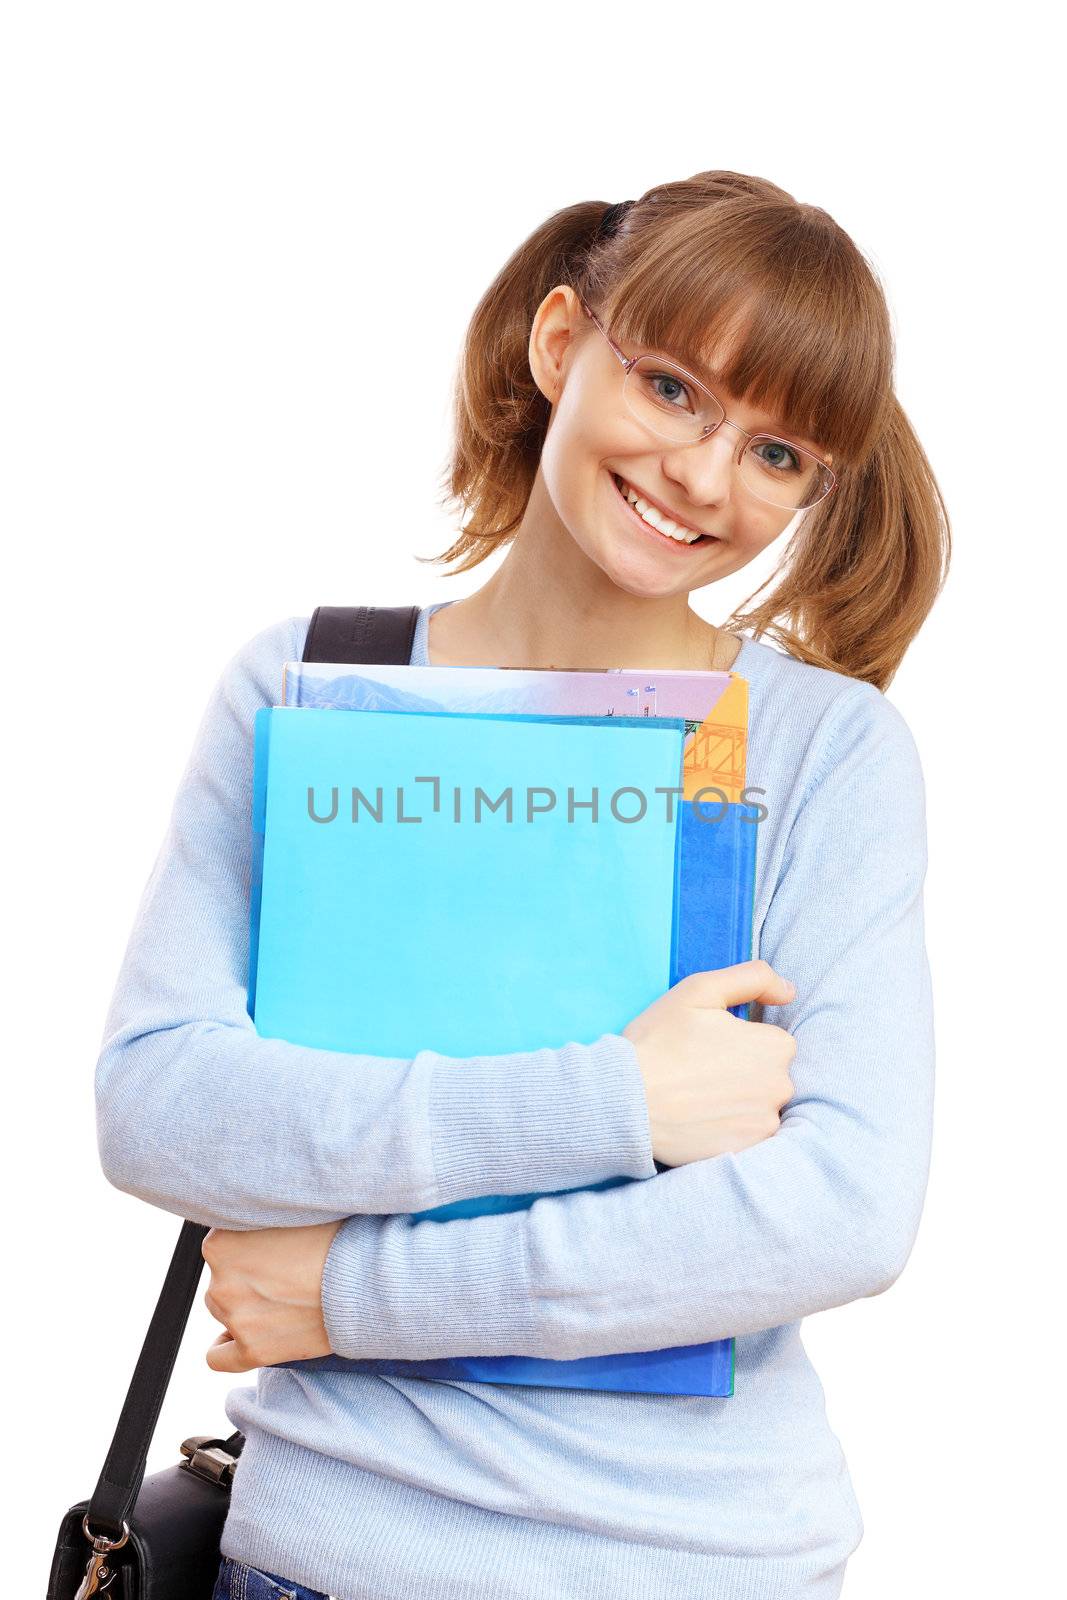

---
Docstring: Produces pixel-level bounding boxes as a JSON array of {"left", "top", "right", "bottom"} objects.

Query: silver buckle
[{"left": 179, "top": 1434, "right": 239, "bottom": 1487}]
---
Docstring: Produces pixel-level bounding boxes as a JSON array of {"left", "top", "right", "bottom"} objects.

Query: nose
[{"left": 661, "top": 422, "right": 744, "bottom": 506}]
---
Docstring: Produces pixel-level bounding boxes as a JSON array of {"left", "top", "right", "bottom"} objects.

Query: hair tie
[{"left": 597, "top": 199, "right": 635, "bottom": 240}]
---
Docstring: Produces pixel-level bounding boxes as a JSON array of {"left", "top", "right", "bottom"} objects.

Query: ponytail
[
  {"left": 420, "top": 202, "right": 609, "bottom": 574},
  {"left": 724, "top": 395, "right": 951, "bottom": 690}
]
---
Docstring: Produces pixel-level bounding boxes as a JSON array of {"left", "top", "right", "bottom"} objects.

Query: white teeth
[{"left": 616, "top": 476, "right": 703, "bottom": 544}]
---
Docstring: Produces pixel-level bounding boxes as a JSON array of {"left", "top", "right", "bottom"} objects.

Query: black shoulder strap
[
  {"left": 83, "top": 1219, "right": 242, "bottom": 1537},
  {"left": 303, "top": 604, "right": 420, "bottom": 665}
]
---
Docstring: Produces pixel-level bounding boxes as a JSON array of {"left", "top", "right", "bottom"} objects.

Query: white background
[{"left": 4, "top": 3, "right": 1062, "bottom": 1594}]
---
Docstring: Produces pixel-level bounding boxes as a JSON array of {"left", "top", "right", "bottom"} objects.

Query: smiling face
[{"left": 529, "top": 285, "right": 831, "bottom": 601}]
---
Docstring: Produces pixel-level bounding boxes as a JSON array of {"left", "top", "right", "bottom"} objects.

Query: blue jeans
[{"left": 212, "top": 1553, "right": 332, "bottom": 1600}]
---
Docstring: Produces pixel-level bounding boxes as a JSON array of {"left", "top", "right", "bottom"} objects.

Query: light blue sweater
[{"left": 94, "top": 600, "right": 935, "bottom": 1600}]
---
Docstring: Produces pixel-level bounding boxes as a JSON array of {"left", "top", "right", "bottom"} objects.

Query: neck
[{"left": 428, "top": 482, "right": 737, "bottom": 673}]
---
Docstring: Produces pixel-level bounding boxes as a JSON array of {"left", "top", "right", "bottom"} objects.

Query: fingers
[
  {"left": 204, "top": 1274, "right": 253, "bottom": 1372},
  {"left": 676, "top": 959, "right": 797, "bottom": 1011},
  {"left": 205, "top": 1329, "right": 255, "bottom": 1373}
]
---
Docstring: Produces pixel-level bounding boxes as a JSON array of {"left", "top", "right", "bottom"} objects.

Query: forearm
[
  {"left": 94, "top": 616, "right": 657, "bottom": 1232},
  {"left": 95, "top": 1009, "right": 656, "bottom": 1233},
  {"left": 321, "top": 1040, "right": 933, "bottom": 1363}
]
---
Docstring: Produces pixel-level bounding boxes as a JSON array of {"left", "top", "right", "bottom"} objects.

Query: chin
[{"left": 599, "top": 555, "right": 692, "bottom": 601}]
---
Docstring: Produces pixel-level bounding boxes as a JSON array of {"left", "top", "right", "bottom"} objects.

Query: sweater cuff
[
  {"left": 425, "top": 1031, "right": 656, "bottom": 1205},
  {"left": 321, "top": 1205, "right": 538, "bottom": 1360}
]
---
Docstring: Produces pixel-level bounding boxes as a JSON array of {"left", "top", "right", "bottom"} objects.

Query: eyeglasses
[{"left": 579, "top": 298, "right": 836, "bottom": 512}]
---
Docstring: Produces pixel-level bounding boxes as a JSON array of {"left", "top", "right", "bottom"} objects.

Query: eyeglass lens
[{"left": 624, "top": 356, "right": 831, "bottom": 510}]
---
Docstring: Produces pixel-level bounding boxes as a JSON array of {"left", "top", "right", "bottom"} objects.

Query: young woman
[{"left": 95, "top": 169, "right": 949, "bottom": 1600}]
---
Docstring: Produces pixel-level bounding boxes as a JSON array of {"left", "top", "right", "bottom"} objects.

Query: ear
[{"left": 528, "top": 285, "right": 585, "bottom": 406}]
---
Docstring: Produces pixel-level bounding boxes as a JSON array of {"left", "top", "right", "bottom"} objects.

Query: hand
[
  {"left": 622, "top": 959, "right": 798, "bottom": 1167},
  {"left": 201, "top": 1220, "right": 344, "bottom": 1373}
]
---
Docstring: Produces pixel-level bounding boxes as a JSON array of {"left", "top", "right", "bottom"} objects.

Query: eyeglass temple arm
[{"left": 579, "top": 298, "right": 638, "bottom": 372}]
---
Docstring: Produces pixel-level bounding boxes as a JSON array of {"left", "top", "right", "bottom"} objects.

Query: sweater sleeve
[
  {"left": 321, "top": 682, "right": 935, "bottom": 1359},
  {"left": 93, "top": 618, "right": 657, "bottom": 1233}
]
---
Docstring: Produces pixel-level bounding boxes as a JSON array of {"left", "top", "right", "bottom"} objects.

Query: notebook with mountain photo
[{"left": 282, "top": 660, "right": 757, "bottom": 1006}]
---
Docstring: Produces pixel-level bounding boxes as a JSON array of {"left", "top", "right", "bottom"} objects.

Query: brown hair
[{"left": 420, "top": 170, "right": 950, "bottom": 691}]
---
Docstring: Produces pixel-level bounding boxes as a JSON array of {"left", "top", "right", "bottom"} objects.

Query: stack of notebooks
[{"left": 248, "top": 655, "right": 757, "bottom": 1397}]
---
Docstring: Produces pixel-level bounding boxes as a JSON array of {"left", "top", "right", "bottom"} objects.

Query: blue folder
[{"left": 250, "top": 705, "right": 745, "bottom": 1395}]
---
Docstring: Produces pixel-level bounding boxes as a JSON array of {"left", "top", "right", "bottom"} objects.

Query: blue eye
[
  {"left": 751, "top": 439, "right": 802, "bottom": 474},
  {"left": 647, "top": 371, "right": 695, "bottom": 411}
]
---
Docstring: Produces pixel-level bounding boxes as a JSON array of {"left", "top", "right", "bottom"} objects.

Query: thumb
[
  {"left": 206, "top": 1330, "right": 236, "bottom": 1371},
  {"left": 676, "top": 959, "right": 797, "bottom": 1011}
]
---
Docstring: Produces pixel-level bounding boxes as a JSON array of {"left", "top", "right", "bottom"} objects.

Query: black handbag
[{"left": 48, "top": 606, "right": 421, "bottom": 1598}]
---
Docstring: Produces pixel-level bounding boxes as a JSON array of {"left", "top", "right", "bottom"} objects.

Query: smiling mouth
[{"left": 611, "top": 472, "right": 715, "bottom": 546}]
